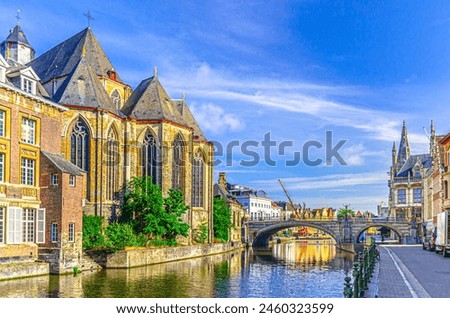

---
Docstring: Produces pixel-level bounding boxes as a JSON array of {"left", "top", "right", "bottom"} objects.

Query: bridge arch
[
  {"left": 252, "top": 220, "right": 339, "bottom": 247},
  {"left": 354, "top": 223, "right": 404, "bottom": 243}
]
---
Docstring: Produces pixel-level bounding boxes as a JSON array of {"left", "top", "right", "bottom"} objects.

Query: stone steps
[{"left": 80, "top": 252, "right": 102, "bottom": 271}]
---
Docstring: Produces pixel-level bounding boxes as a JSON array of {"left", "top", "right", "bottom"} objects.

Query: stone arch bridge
[{"left": 248, "top": 218, "right": 412, "bottom": 248}]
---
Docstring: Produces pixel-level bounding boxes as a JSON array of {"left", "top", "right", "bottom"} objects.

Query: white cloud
[
  {"left": 161, "top": 63, "right": 408, "bottom": 143},
  {"left": 190, "top": 103, "right": 243, "bottom": 134},
  {"left": 253, "top": 171, "right": 387, "bottom": 191}
]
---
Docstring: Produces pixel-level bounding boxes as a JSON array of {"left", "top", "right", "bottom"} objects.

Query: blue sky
[{"left": 2, "top": 1, "right": 450, "bottom": 212}]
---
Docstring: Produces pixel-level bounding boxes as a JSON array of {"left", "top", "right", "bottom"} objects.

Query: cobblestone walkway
[
  {"left": 366, "top": 245, "right": 431, "bottom": 298},
  {"left": 376, "top": 246, "right": 413, "bottom": 297}
]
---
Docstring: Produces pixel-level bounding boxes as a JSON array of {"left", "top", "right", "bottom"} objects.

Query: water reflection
[{"left": 0, "top": 243, "right": 354, "bottom": 298}]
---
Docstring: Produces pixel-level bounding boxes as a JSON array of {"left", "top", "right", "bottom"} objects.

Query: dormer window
[{"left": 21, "top": 77, "right": 36, "bottom": 94}]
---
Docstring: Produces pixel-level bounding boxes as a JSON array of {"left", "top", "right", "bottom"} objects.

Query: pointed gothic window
[
  {"left": 70, "top": 118, "right": 90, "bottom": 199},
  {"left": 142, "top": 130, "right": 158, "bottom": 185},
  {"left": 192, "top": 151, "right": 204, "bottom": 207},
  {"left": 111, "top": 89, "right": 121, "bottom": 110},
  {"left": 106, "top": 128, "right": 119, "bottom": 201},
  {"left": 172, "top": 135, "right": 184, "bottom": 190}
]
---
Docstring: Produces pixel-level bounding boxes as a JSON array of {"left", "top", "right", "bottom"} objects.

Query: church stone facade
[{"left": 0, "top": 21, "right": 214, "bottom": 274}]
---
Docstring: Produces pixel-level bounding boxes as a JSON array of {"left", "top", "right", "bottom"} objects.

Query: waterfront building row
[{"left": 387, "top": 120, "right": 450, "bottom": 238}]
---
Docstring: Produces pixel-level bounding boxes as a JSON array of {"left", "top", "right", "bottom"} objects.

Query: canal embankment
[
  {"left": 0, "top": 242, "right": 243, "bottom": 280},
  {"left": 85, "top": 241, "right": 243, "bottom": 269}
]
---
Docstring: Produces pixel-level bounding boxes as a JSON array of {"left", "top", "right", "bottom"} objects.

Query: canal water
[{"left": 0, "top": 242, "right": 355, "bottom": 298}]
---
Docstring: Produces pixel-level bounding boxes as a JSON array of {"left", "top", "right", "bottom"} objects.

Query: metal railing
[{"left": 343, "top": 238, "right": 379, "bottom": 298}]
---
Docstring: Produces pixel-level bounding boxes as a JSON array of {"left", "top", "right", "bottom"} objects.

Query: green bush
[
  {"left": 82, "top": 214, "right": 105, "bottom": 249},
  {"left": 104, "top": 222, "right": 145, "bottom": 251}
]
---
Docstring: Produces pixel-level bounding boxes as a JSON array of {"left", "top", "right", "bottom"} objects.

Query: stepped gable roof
[
  {"left": 396, "top": 154, "right": 432, "bottom": 177},
  {"left": 29, "top": 27, "right": 120, "bottom": 84},
  {"left": 172, "top": 99, "right": 206, "bottom": 141},
  {"left": 2, "top": 25, "right": 33, "bottom": 48},
  {"left": 41, "top": 151, "right": 84, "bottom": 176},
  {"left": 52, "top": 57, "right": 116, "bottom": 113},
  {"left": 122, "top": 76, "right": 188, "bottom": 126}
]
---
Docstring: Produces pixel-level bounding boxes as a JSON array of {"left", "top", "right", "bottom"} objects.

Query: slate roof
[
  {"left": 52, "top": 57, "right": 117, "bottom": 113},
  {"left": 213, "top": 183, "right": 240, "bottom": 204},
  {"left": 2, "top": 25, "right": 33, "bottom": 48},
  {"left": 172, "top": 99, "right": 206, "bottom": 141},
  {"left": 41, "top": 151, "right": 85, "bottom": 176},
  {"left": 396, "top": 154, "right": 432, "bottom": 177},
  {"left": 122, "top": 76, "right": 188, "bottom": 126},
  {"left": 29, "top": 27, "right": 120, "bottom": 84}
]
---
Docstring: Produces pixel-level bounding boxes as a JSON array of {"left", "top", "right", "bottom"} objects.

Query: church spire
[
  {"left": 392, "top": 141, "right": 397, "bottom": 166},
  {"left": 0, "top": 11, "right": 35, "bottom": 65},
  {"left": 397, "top": 120, "right": 410, "bottom": 166},
  {"left": 430, "top": 120, "right": 436, "bottom": 155}
]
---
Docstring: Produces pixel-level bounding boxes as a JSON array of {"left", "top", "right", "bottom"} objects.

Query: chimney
[{"left": 218, "top": 172, "right": 227, "bottom": 186}]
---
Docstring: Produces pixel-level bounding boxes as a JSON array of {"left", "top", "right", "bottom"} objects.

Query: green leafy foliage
[
  {"left": 83, "top": 177, "right": 191, "bottom": 250},
  {"left": 104, "top": 222, "right": 146, "bottom": 251},
  {"left": 161, "top": 189, "right": 190, "bottom": 245},
  {"left": 213, "top": 197, "right": 233, "bottom": 242},
  {"left": 121, "top": 177, "right": 190, "bottom": 246},
  {"left": 82, "top": 214, "right": 105, "bottom": 249},
  {"left": 121, "top": 176, "right": 164, "bottom": 234},
  {"left": 338, "top": 208, "right": 355, "bottom": 219}
]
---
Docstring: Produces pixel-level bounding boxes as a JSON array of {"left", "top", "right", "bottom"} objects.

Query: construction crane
[{"left": 278, "top": 178, "right": 300, "bottom": 219}]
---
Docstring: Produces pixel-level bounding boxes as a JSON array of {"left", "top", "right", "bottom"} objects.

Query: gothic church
[{"left": 0, "top": 19, "right": 214, "bottom": 258}]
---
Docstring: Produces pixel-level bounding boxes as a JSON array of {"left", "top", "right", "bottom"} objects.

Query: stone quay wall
[
  {"left": 0, "top": 261, "right": 49, "bottom": 281},
  {"left": 88, "top": 242, "right": 243, "bottom": 269}
]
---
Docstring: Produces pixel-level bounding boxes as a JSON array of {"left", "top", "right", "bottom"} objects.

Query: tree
[
  {"left": 161, "top": 189, "right": 190, "bottom": 245},
  {"left": 338, "top": 208, "right": 355, "bottom": 219},
  {"left": 213, "top": 197, "right": 233, "bottom": 242},
  {"left": 121, "top": 176, "right": 164, "bottom": 235},
  {"left": 121, "top": 176, "right": 190, "bottom": 245}
]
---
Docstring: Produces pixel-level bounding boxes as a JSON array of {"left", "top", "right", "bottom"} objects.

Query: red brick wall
[{"left": 39, "top": 155, "right": 62, "bottom": 247}]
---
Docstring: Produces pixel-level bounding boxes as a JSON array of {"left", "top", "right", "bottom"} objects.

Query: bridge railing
[
  {"left": 343, "top": 238, "right": 379, "bottom": 298},
  {"left": 248, "top": 216, "right": 409, "bottom": 223}
]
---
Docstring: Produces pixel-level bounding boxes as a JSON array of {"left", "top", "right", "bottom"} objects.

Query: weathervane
[
  {"left": 83, "top": 10, "right": 94, "bottom": 28},
  {"left": 16, "top": 9, "right": 21, "bottom": 25}
]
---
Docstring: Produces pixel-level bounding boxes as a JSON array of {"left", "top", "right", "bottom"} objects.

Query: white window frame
[
  {"left": 69, "top": 175, "right": 76, "bottom": 186},
  {"left": 413, "top": 188, "right": 422, "bottom": 203},
  {"left": 21, "top": 117, "right": 36, "bottom": 144},
  {"left": 22, "top": 208, "right": 35, "bottom": 243},
  {"left": 68, "top": 223, "right": 75, "bottom": 242},
  {"left": 6, "top": 207, "right": 22, "bottom": 244},
  {"left": 21, "top": 77, "right": 36, "bottom": 94},
  {"left": 0, "top": 110, "right": 5, "bottom": 137},
  {"left": 0, "top": 153, "right": 4, "bottom": 183},
  {"left": 21, "top": 158, "right": 35, "bottom": 185},
  {"left": 36, "top": 208, "right": 45, "bottom": 244},
  {"left": 51, "top": 174, "right": 58, "bottom": 186},
  {"left": 51, "top": 223, "right": 58, "bottom": 243},
  {"left": 0, "top": 207, "right": 4, "bottom": 244},
  {"left": 397, "top": 189, "right": 407, "bottom": 204}
]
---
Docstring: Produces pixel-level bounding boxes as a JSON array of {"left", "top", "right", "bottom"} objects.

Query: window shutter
[
  {"left": 7, "top": 207, "right": 22, "bottom": 244},
  {"left": 36, "top": 208, "right": 45, "bottom": 244}
]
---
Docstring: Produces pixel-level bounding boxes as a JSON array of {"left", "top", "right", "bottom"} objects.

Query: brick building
[{"left": 0, "top": 23, "right": 85, "bottom": 274}]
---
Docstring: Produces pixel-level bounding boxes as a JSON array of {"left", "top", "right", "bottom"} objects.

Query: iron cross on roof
[
  {"left": 16, "top": 9, "right": 21, "bottom": 25},
  {"left": 83, "top": 10, "right": 95, "bottom": 27}
]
